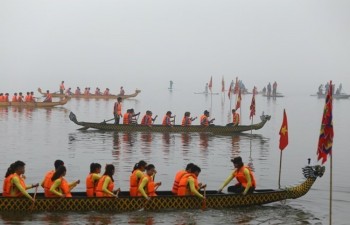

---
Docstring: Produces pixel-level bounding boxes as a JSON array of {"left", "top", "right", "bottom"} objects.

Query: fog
[{"left": 1, "top": 0, "right": 349, "bottom": 95}]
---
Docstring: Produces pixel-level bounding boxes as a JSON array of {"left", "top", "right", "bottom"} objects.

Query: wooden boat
[
  {"left": 69, "top": 112, "right": 271, "bottom": 134},
  {"left": 262, "top": 93, "right": 284, "bottom": 98},
  {"left": 38, "top": 88, "right": 141, "bottom": 100},
  {"left": 194, "top": 92, "right": 220, "bottom": 95},
  {"left": 0, "top": 165, "right": 325, "bottom": 212},
  {"left": 310, "top": 93, "right": 350, "bottom": 99},
  {"left": 0, "top": 97, "right": 69, "bottom": 108}
]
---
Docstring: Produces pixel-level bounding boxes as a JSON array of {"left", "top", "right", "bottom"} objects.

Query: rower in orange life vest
[
  {"left": 2, "top": 161, "right": 39, "bottom": 201},
  {"left": 4, "top": 93, "right": 9, "bottom": 102},
  {"left": 75, "top": 87, "right": 81, "bottom": 95},
  {"left": 49, "top": 165, "right": 80, "bottom": 198},
  {"left": 226, "top": 109, "right": 240, "bottom": 126},
  {"left": 25, "top": 92, "right": 31, "bottom": 102},
  {"left": 103, "top": 88, "right": 110, "bottom": 96},
  {"left": 96, "top": 164, "right": 120, "bottom": 197},
  {"left": 171, "top": 163, "right": 194, "bottom": 195},
  {"left": 129, "top": 160, "right": 147, "bottom": 196},
  {"left": 95, "top": 87, "right": 102, "bottom": 95},
  {"left": 17, "top": 92, "right": 24, "bottom": 102},
  {"left": 59, "top": 81, "right": 65, "bottom": 94},
  {"left": 162, "top": 111, "right": 175, "bottom": 127},
  {"left": 43, "top": 90, "right": 52, "bottom": 102},
  {"left": 200, "top": 110, "right": 215, "bottom": 126},
  {"left": 177, "top": 165, "right": 206, "bottom": 199},
  {"left": 181, "top": 112, "right": 197, "bottom": 126},
  {"left": 141, "top": 110, "right": 158, "bottom": 127},
  {"left": 86, "top": 163, "right": 102, "bottom": 197},
  {"left": 113, "top": 97, "right": 123, "bottom": 125},
  {"left": 30, "top": 91, "right": 36, "bottom": 102},
  {"left": 0, "top": 93, "right": 4, "bottom": 102},
  {"left": 137, "top": 164, "right": 162, "bottom": 200},
  {"left": 12, "top": 93, "right": 18, "bottom": 102},
  {"left": 40, "top": 160, "right": 64, "bottom": 197},
  {"left": 126, "top": 108, "right": 140, "bottom": 125},
  {"left": 217, "top": 156, "right": 256, "bottom": 195}
]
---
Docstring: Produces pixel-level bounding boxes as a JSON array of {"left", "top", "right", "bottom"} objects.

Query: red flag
[
  {"left": 317, "top": 81, "right": 334, "bottom": 164},
  {"left": 208, "top": 76, "right": 212, "bottom": 92},
  {"left": 228, "top": 80, "right": 233, "bottom": 99},
  {"left": 249, "top": 87, "right": 256, "bottom": 119},
  {"left": 279, "top": 109, "right": 288, "bottom": 150},
  {"left": 235, "top": 89, "right": 241, "bottom": 110},
  {"left": 234, "top": 77, "right": 239, "bottom": 94},
  {"left": 221, "top": 76, "right": 225, "bottom": 92}
]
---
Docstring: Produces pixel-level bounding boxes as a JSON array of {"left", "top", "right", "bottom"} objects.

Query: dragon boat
[
  {"left": 0, "top": 165, "right": 325, "bottom": 212},
  {"left": 310, "top": 93, "right": 350, "bottom": 99},
  {"left": 0, "top": 97, "right": 69, "bottom": 108},
  {"left": 38, "top": 88, "right": 141, "bottom": 100},
  {"left": 69, "top": 112, "right": 271, "bottom": 134}
]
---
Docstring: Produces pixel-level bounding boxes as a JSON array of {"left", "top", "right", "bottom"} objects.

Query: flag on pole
[
  {"left": 279, "top": 109, "right": 288, "bottom": 150},
  {"left": 249, "top": 87, "right": 256, "bottom": 119},
  {"left": 235, "top": 89, "right": 241, "bottom": 110},
  {"left": 221, "top": 76, "right": 225, "bottom": 92},
  {"left": 234, "top": 77, "right": 239, "bottom": 94},
  {"left": 208, "top": 76, "right": 212, "bottom": 93},
  {"left": 317, "top": 81, "right": 334, "bottom": 164},
  {"left": 228, "top": 80, "right": 233, "bottom": 99}
]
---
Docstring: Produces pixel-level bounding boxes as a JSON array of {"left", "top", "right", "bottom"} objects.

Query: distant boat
[
  {"left": 262, "top": 93, "right": 284, "bottom": 98},
  {"left": 194, "top": 92, "right": 219, "bottom": 95},
  {"left": 310, "top": 93, "right": 350, "bottom": 99},
  {"left": 0, "top": 97, "right": 69, "bottom": 108}
]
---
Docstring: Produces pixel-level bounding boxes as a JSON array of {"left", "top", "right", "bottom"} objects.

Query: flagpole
[
  {"left": 329, "top": 154, "right": 333, "bottom": 225},
  {"left": 278, "top": 150, "right": 283, "bottom": 189}
]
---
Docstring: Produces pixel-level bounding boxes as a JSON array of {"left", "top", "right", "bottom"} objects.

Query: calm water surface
[{"left": 0, "top": 87, "right": 349, "bottom": 224}]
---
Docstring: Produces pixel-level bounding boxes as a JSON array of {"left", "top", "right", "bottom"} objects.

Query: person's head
[
  {"left": 19, "top": 92, "right": 23, "bottom": 95},
  {"left": 14, "top": 93, "right": 17, "bottom": 96},
  {"left": 54, "top": 160, "right": 64, "bottom": 170},
  {"left": 204, "top": 110, "right": 209, "bottom": 116},
  {"left": 232, "top": 109, "right": 236, "bottom": 113},
  {"left": 26, "top": 92, "right": 30, "bottom": 95},
  {"left": 132, "top": 160, "right": 147, "bottom": 172},
  {"left": 12, "top": 160, "right": 26, "bottom": 175},
  {"left": 90, "top": 163, "right": 102, "bottom": 173},
  {"left": 145, "top": 164, "right": 156, "bottom": 176},
  {"left": 5, "top": 93, "right": 9, "bottom": 96},
  {"left": 117, "top": 97, "right": 122, "bottom": 102},
  {"left": 191, "top": 165, "right": 201, "bottom": 177},
  {"left": 166, "top": 111, "right": 172, "bottom": 116},
  {"left": 51, "top": 165, "right": 66, "bottom": 181},
  {"left": 5, "top": 162, "right": 16, "bottom": 178},
  {"left": 130, "top": 108, "right": 135, "bottom": 113},
  {"left": 185, "top": 163, "right": 194, "bottom": 172},
  {"left": 61, "top": 81, "right": 64, "bottom": 83},
  {"left": 46, "top": 90, "right": 50, "bottom": 94},
  {"left": 184, "top": 112, "right": 190, "bottom": 117},
  {"left": 103, "top": 164, "right": 115, "bottom": 181},
  {"left": 231, "top": 156, "right": 243, "bottom": 168},
  {"left": 30, "top": 91, "right": 34, "bottom": 95}
]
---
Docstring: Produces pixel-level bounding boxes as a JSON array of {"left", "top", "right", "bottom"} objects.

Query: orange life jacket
[
  {"left": 49, "top": 177, "right": 72, "bottom": 198},
  {"left": 141, "top": 115, "right": 152, "bottom": 126},
  {"left": 95, "top": 175, "right": 115, "bottom": 197},
  {"left": 25, "top": 95, "right": 31, "bottom": 102},
  {"left": 75, "top": 89, "right": 81, "bottom": 95},
  {"left": 233, "top": 113, "right": 240, "bottom": 125},
  {"left": 181, "top": 117, "right": 192, "bottom": 126},
  {"left": 45, "top": 94, "right": 52, "bottom": 102},
  {"left": 114, "top": 102, "right": 122, "bottom": 115},
  {"left": 200, "top": 115, "right": 209, "bottom": 126},
  {"left": 4, "top": 95, "right": 9, "bottom": 102},
  {"left": 86, "top": 173, "right": 98, "bottom": 197},
  {"left": 177, "top": 173, "right": 199, "bottom": 196},
  {"left": 172, "top": 170, "right": 187, "bottom": 194},
  {"left": 43, "top": 170, "right": 55, "bottom": 197},
  {"left": 60, "top": 84, "right": 65, "bottom": 91},
  {"left": 162, "top": 115, "right": 171, "bottom": 126},
  {"left": 0, "top": 96, "right": 4, "bottom": 102},
  {"left": 103, "top": 90, "right": 109, "bottom": 95},
  {"left": 137, "top": 175, "right": 156, "bottom": 197},
  {"left": 2, "top": 173, "right": 26, "bottom": 197},
  {"left": 11, "top": 96, "right": 18, "bottom": 102},
  {"left": 17, "top": 96, "right": 23, "bottom": 102},
  {"left": 233, "top": 166, "right": 256, "bottom": 188},
  {"left": 123, "top": 113, "right": 129, "bottom": 125},
  {"left": 130, "top": 169, "right": 144, "bottom": 196}
]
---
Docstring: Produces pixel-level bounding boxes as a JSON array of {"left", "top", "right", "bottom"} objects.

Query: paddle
[
  {"left": 101, "top": 118, "right": 115, "bottom": 124},
  {"left": 30, "top": 185, "right": 38, "bottom": 211},
  {"left": 201, "top": 186, "right": 207, "bottom": 210},
  {"left": 152, "top": 115, "right": 158, "bottom": 124}
]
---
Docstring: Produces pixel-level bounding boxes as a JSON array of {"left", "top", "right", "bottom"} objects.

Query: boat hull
[{"left": 0, "top": 98, "right": 69, "bottom": 107}]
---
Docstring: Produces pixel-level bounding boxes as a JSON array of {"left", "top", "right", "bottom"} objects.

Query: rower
[
  {"left": 30, "top": 91, "right": 36, "bottom": 102},
  {"left": 137, "top": 164, "right": 161, "bottom": 200},
  {"left": 200, "top": 110, "right": 215, "bottom": 126},
  {"left": 103, "top": 88, "right": 110, "bottom": 95},
  {"left": 43, "top": 90, "right": 52, "bottom": 102},
  {"left": 11, "top": 93, "right": 18, "bottom": 102},
  {"left": 217, "top": 157, "right": 256, "bottom": 195},
  {"left": 86, "top": 163, "right": 102, "bottom": 197},
  {"left": 4, "top": 93, "right": 9, "bottom": 102},
  {"left": 162, "top": 111, "right": 175, "bottom": 127},
  {"left": 226, "top": 109, "right": 240, "bottom": 126},
  {"left": 41, "top": 159, "right": 64, "bottom": 197},
  {"left": 129, "top": 108, "right": 140, "bottom": 125},
  {"left": 172, "top": 163, "right": 194, "bottom": 194},
  {"left": 25, "top": 92, "right": 31, "bottom": 102},
  {"left": 95, "top": 164, "right": 120, "bottom": 197},
  {"left": 49, "top": 165, "right": 80, "bottom": 198},
  {"left": 75, "top": 87, "right": 81, "bottom": 95},
  {"left": 141, "top": 111, "right": 157, "bottom": 127},
  {"left": 130, "top": 160, "right": 147, "bottom": 197},
  {"left": 181, "top": 112, "right": 197, "bottom": 126},
  {"left": 177, "top": 165, "right": 206, "bottom": 199},
  {"left": 2, "top": 161, "right": 39, "bottom": 201},
  {"left": 17, "top": 92, "right": 24, "bottom": 102}
]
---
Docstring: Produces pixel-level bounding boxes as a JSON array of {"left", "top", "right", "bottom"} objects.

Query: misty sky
[{"left": 1, "top": 0, "right": 349, "bottom": 95}]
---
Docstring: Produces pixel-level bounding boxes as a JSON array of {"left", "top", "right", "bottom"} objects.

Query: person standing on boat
[
  {"left": 217, "top": 157, "right": 256, "bottom": 195},
  {"left": 43, "top": 90, "right": 52, "bottom": 102},
  {"left": 177, "top": 165, "right": 206, "bottom": 199},
  {"left": 172, "top": 163, "right": 194, "bottom": 194},
  {"left": 200, "top": 110, "right": 215, "bottom": 126},
  {"left": 60, "top": 81, "right": 65, "bottom": 94},
  {"left": 113, "top": 97, "right": 123, "bottom": 125},
  {"left": 130, "top": 160, "right": 147, "bottom": 196},
  {"left": 41, "top": 160, "right": 64, "bottom": 197},
  {"left": 272, "top": 81, "right": 277, "bottom": 97},
  {"left": 162, "top": 111, "right": 175, "bottom": 127},
  {"left": 138, "top": 164, "right": 162, "bottom": 200},
  {"left": 86, "top": 163, "right": 102, "bottom": 197},
  {"left": 318, "top": 84, "right": 323, "bottom": 95},
  {"left": 119, "top": 86, "right": 125, "bottom": 96},
  {"left": 267, "top": 83, "right": 272, "bottom": 97},
  {"left": 49, "top": 165, "right": 80, "bottom": 198},
  {"left": 181, "top": 112, "right": 197, "bottom": 126},
  {"left": 141, "top": 111, "right": 157, "bottom": 126},
  {"left": 2, "top": 161, "right": 39, "bottom": 201},
  {"left": 95, "top": 164, "right": 120, "bottom": 197},
  {"left": 169, "top": 80, "right": 174, "bottom": 89},
  {"left": 204, "top": 83, "right": 209, "bottom": 93}
]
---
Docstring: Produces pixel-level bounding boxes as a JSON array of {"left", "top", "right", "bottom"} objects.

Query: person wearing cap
[
  {"left": 200, "top": 110, "right": 215, "bottom": 126},
  {"left": 181, "top": 112, "right": 197, "bottom": 127},
  {"left": 217, "top": 157, "right": 256, "bottom": 195},
  {"left": 162, "top": 111, "right": 175, "bottom": 126},
  {"left": 113, "top": 97, "right": 123, "bottom": 125},
  {"left": 141, "top": 110, "right": 158, "bottom": 127}
]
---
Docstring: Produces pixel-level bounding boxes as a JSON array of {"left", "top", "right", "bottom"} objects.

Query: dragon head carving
[{"left": 302, "top": 165, "right": 326, "bottom": 179}]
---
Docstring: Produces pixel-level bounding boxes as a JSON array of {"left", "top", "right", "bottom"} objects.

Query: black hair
[
  {"left": 191, "top": 165, "right": 201, "bottom": 173},
  {"left": 103, "top": 164, "right": 115, "bottom": 182},
  {"left": 166, "top": 111, "right": 172, "bottom": 115},
  {"left": 51, "top": 165, "right": 66, "bottom": 181},
  {"left": 12, "top": 161, "right": 25, "bottom": 172},
  {"left": 145, "top": 164, "right": 155, "bottom": 171},
  {"left": 5, "top": 163, "right": 15, "bottom": 178},
  {"left": 54, "top": 160, "right": 64, "bottom": 169},
  {"left": 185, "top": 163, "right": 195, "bottom": 171},
  {"left": 132, "top": 160, "right": 147, "bottom": 173},
  {"left": 90, "top": 163, "right": 102, "bottom": 173}
]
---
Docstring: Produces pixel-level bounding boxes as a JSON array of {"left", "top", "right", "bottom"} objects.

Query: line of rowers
[
  {"left": 2, "top": 157, "right": 256, "bottom": 201},
  {"left": 0, "top": 92, "right": 53, "bottom": 103}
]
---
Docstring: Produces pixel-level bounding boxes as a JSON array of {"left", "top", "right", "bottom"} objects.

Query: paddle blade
[{"left": 201, "top": 199, "right": 206, "bottom": 211}]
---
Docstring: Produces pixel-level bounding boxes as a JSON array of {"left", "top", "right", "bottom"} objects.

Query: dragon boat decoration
[
  {"left": 69, "top": 112, "right": 271, "bottom": 134},
  {"left": 0, "top": 97, "right": 69, "bottom": 108},
  {"left": 38, "top": 88, "right": 141, "bottom": 100},
  {"left": 0, "top": 165, "right": 325, "bottom": 212}
]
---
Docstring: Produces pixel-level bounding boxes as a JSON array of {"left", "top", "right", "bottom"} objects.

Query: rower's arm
[
  {"left": 242, "top": 168, "right": 252, "bottom": 195},
  {"left": 11, "top": 177, "right": 33, "bottom": 200},
  {"left": 188, "top": 177, "right": 203, "bottom": 199},
  {"left": 102, "top": 177, "right": 115, "bottom": 197},
  {"left": 50, "top": 179, "right": 63, "bottom": 197},
  {"left": 92, "top": 173, "right": 102, "bottom": 182},
  {"left": 219, "top": 173, "right": 234, "bottom": 191},
  {"left": 138, "top": 177, "right": 149, "bottom": 199},
  {"left": 68, "top": 180, "right": 79, "bottom": 191}
]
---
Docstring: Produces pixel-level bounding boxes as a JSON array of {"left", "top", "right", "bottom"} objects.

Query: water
[{"left": 0, "top": 88, "right": 349, "bottom": 224}]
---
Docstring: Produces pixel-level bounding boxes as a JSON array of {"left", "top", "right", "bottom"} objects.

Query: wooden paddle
[
  {"left": 201, "top": 186, "right": 206, "bottom": 210},
  {"left": 101, "top": 118, "right": 115, "bottom": 124},
  {"left": 30, "top": 185, "right": 38, "bottom": 211}
]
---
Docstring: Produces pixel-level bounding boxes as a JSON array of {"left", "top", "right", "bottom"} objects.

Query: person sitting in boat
[
  {"left": 65, "top": 87, "right": 72, "bottom": 96},
  {"left": 30, "top": 91, "right": 36, "bottom": 102},
  {"left": 49, "top": 165, "right": 80, "bottom": 198},
  {"left": 4, "top": 93, "right": 9, "bottom": 102},
  {"left": 25, "top": 92, "right": 31, "bottom": 102},
  {"left": 43, "top": 90, "right": 52, "bottom": 102},
  {"left": 17, "top": 92, "right": 24, "bottom": 102},
  {"left": 12, "top": 93, "right": 18, "bottom": 102},
  {"left": 119, "top": 86, "right": 125, "bottom": 96},
  {"left": 141, "top": 110, "right": 157, "bottom": 127},
  {"left": 200, "top": 110, "right": 215, "bottom": 126},
  {"left": 177, "top": 165, "right": 206, "bottom": 199},
  {"left": 113, "top": 97, "right": 123, "bottom": 125},
  {"left": 0, "top": 93, "right": 4, "bottom": 102},
  {"left": 86, "top": 163, "right": 102, "bottom": 197},
  {"left": 129, "top": 108, "right": 140, "bottom": 125},
  {"left": 96, "top": 164, "right": 120, "bottom": 197},
  {"left": 75, "top": 87, "right": 81, "bottom": 95},
  {"left": 138, "top": 164, "right": 162, "bottom": 200},
  {"left": 130, "top": 160, "right": 147, "bottom": 197},
  {"left": 181, "top": 112, "right": 197, "bottom": 126},
  {"left": 318, "top": 84, "right": 323, "bottom": 95},
  {"left": 2, "top": 161, "right": 39, "bottom": 201},
  {"left": 162, "top": 111, "right": 175, "bottom": 127},
  {"left": 84, "top": 87, "right": 90, "bottom": 95},
  {"left": 95, "top": 87, "right": 102, "bottom": 95},
  {"left": 41, "top": 159, "right": 64, "bottom": 197},
  {"left": 217, "top": 157, "right": 256, "bottom": 195},
  {"left": 103, "top": 88, "right": 110, "bottom": 95},
  {"left": 226, "top": 109, "right": 240, "bottom": 126},
  {"left": 172, "top": 163, "right": 194, "bottom": 195},
  {"left": 59, "top": 81, "right": 65, "bottom": 94}
]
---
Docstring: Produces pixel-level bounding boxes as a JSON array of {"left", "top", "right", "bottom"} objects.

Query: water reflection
[
  {"left": 199, "top": 133, "right": 209, "bottom": 150},
  {"left": 231, "top": 135, "right": 241, "bottom": 156}
]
